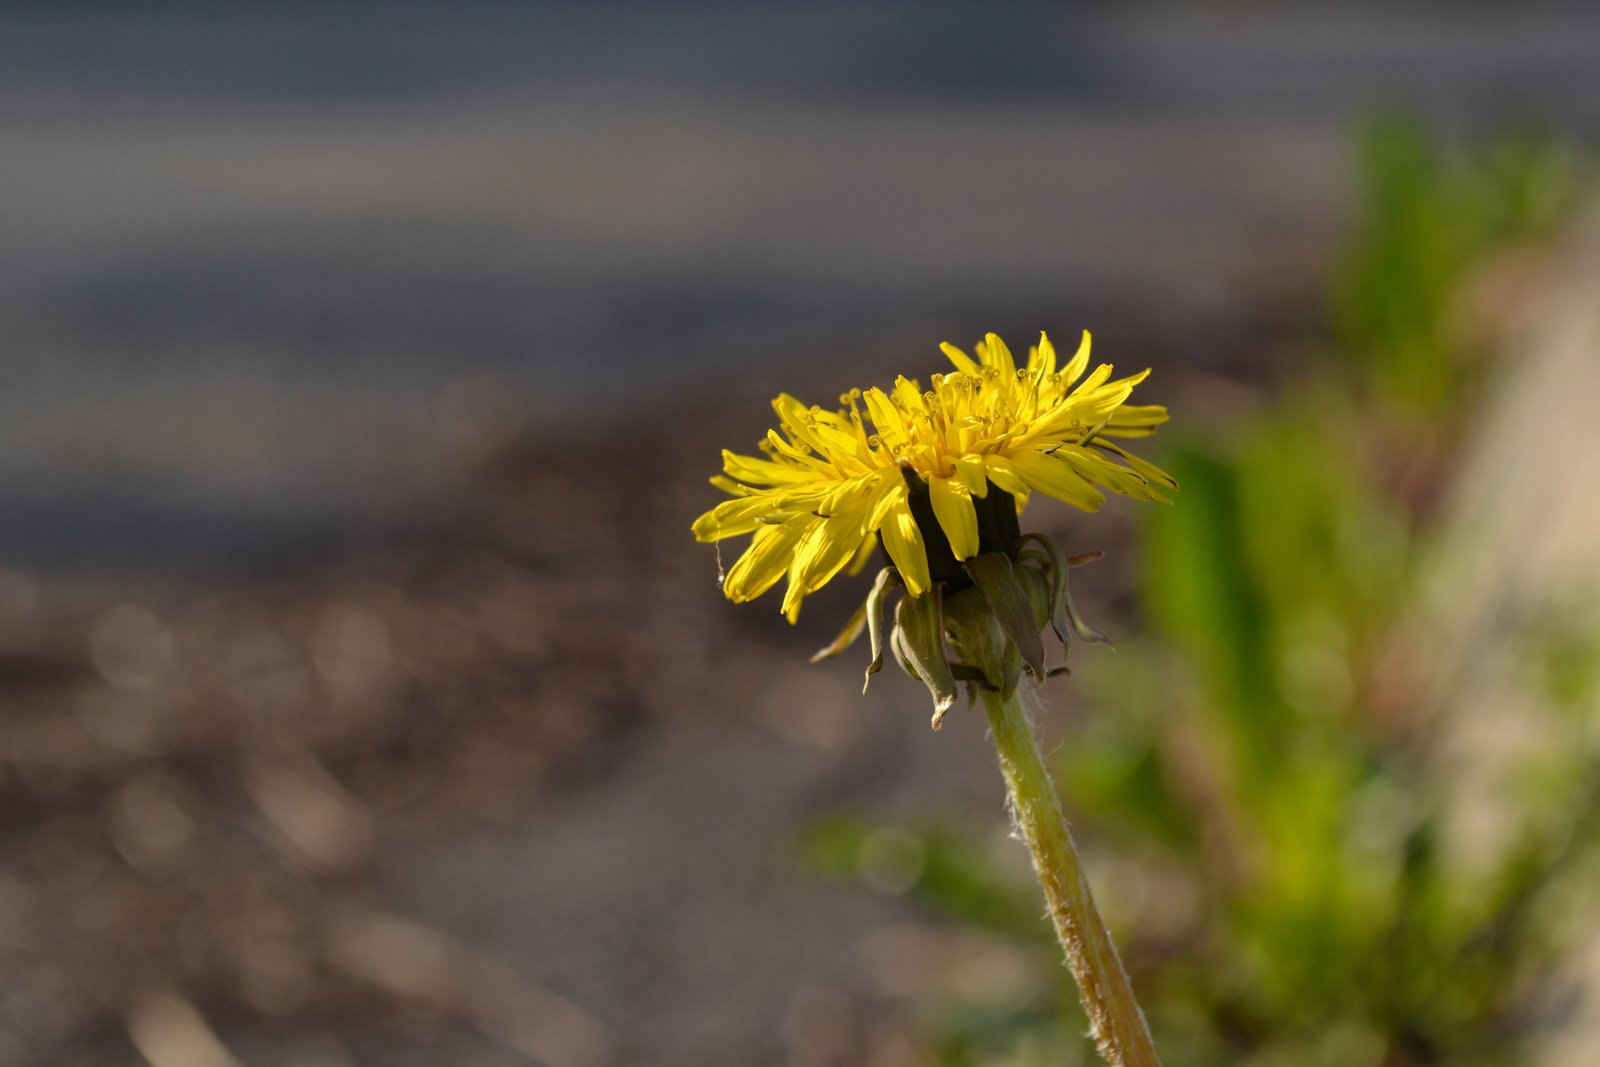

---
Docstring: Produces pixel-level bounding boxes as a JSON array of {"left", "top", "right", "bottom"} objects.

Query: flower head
[{"left": 692, "top": 330, "right": 1174, "bottom": 620}]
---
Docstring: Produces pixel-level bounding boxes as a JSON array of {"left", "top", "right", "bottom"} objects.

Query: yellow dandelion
[
  {"left": 692, "top": 329, "right": 1175, "bottom": 1064},
  {"left": 691, "top": 330, "right": 1174, "bottom": 620}
]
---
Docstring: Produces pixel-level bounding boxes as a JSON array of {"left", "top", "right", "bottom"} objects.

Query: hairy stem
[{"left": 981, "top": 681, "right": 1161, "bottom": 1067}]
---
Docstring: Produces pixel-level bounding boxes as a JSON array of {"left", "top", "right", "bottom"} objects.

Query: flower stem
[{"left": 980, "top": 681, "right": 1161, "bottom": 1067}]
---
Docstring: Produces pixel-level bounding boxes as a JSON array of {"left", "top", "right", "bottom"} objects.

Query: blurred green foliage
[
  {"left": 804, "top": 118, "right": 1598, "bottom": 1065},
  {"left": 1331, "top": 114, "right": 1579, "bottom": 419},
  {"left": 805, "top": 812, "right": 1044, "bottom": 939}
]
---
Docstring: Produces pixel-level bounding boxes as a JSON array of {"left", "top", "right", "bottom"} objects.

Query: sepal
[
  {"left": 894, "top": 588, "right": 959, "bottom": 730},
  {"left": 964, "top": 553, "right": 1047, "bottom": 681}
]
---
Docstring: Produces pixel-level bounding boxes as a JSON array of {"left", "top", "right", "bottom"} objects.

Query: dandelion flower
[
  {"left": 691, "top": 328, "right": 1174, "bottom": 1066},
  {"left": 692, "top": 330, "right": 1174, "bottom": 620}
]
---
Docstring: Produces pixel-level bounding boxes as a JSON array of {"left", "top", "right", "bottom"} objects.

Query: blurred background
[{"left": 2, "top": 3, "right": 1600, "bottom": 1065}]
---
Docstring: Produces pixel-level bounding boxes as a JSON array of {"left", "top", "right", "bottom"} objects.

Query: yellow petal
[
  {"left": 1027, "top": 331, "right": 1058, "bottom": 379},
  {"left": 1009, "top": 449, "right": 1106, "bottom": 512},
  {"left": 953, "top": 453, "right": 989, "bottom": 496},
  {"left": 1101, "top": 403, "right": 1170, "bottom": 438},
  {"left": 878, "top": 502, "right": 930, "bottom": 595},
  {"left": 862, "top": 387, "right": 908, "bottom": 451},
  {"left": 843, "top": 531, "right": 879, "bottom": 577},
  {"left": 1056, "top": 445, "right": 1162, "bottom": 502},
  {"left": 783, "top": 508, "right": 871, "bottom": 615},
  {"left": 692, "top": 492, "right": 784, "bottom": 542},
  {"left": 1061, "top": 329, "right": 1092, "bottom": 384},
  {"left": 1028, "top": 368, "right": 1149, "bottom": 439},
  {"left": 772, "top": 394, "right": 837, "bottom": 459},
  {"left": 939, "top": 342, "right": 980, "bottom": 376},
  {"left": 1072, "top": 370, "right": 1150, "bottom": 424},
  {"left": 981, "top": 332, "right": 1017, "bottom": 376},
  {"left": 765, "top": 428, "right": 823, "bottom": 467},
  {"left": 1093, "top": 439, "right": 1178, "bottom": 491},
  {"left": 892, "top": 376, "right": 926, "bottom": 416},
  {"left": 721, "top": 449, "right": 813, "bottom": 486},
  {"left": 820, "top": 475, "right": 876, "bottom": 517},
  {"left": 1069, "top": 362, "right": 1113, "bottom": 398},
  {"left": 723, "top": 518, "right": 813, "bottom": 602},
  {"left": 865, "top": 471, "right": 907, "bottom": 530},
  {"left": 981, "top": 453, "right": 1031, "bottom": 496},
  {"left": 929, "top": 476, "right": 979, "bottom": 560}
]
